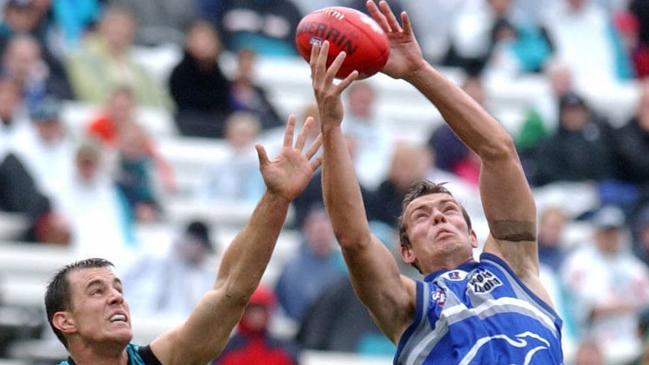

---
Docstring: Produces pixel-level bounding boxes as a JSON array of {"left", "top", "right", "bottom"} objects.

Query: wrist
[
  {"left": 264, "top": 190, "right": 292, "bottom": 205},
  {"left": 403, "top": 62, "right": 434, "bottom": 84}
]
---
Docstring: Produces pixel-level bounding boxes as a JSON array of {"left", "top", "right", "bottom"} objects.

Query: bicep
[{"left": 341, "top": 234, "right": 416, "bottom": 343}]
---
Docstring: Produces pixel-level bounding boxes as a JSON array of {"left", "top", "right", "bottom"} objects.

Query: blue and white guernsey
[{"left": 395, "top": 253, "right": 563, "bottom": 365}]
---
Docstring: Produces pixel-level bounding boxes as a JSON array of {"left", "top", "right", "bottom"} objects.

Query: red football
[{"left": 295, "top": 7, "right": 390, "bottom": 79}]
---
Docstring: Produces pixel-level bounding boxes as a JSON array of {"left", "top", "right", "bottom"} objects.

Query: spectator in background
[
  {"left": 516, "top": 61, "right": 574, "bottom": 170},
  {"left": 109, "top": 0, "right": 196, "bottom": 46},
  {"left": 274, "top": 205, "right": 343, "bottom": 322},
  {"left": 53, "top": 141, "right": 134, "bottom": 259},
  {"left": 542, "top": 0, "right": 633, "bottom": 87},
  {"left": 202, "top": 112, "right": 265, "bottom": 203},
  {"left": 1, "top": 34, "right": 73, "bottom": 111},
  {"left": 562, "top": 206, "right": 649, "bottom": 363},
  {"left": 49, "top": 0, "right": 102, "bottom": 50},
  {"left": 631, "top": 205, "right": 649, "bottom": 267},
  {"left": 66, "top": 5, "right": 171, "bottom": 110},
  {"left": 0, "top": 0, "right": 58, "bottom": 59},
  {"left": 612, "top": 80, "right": 649, "bottom": 184},
  {"left": 0, "top": 78, "right": 30, "bottom": 157},
  {"left": 366, "top": 143, "right": 431, "bottom": 230},
  {"left": 212, "top": 286, "right": 300, "bottom": 365},
  {"left": 114, "top": 122, "right": 162, "bottom": 223},
  {"left": 87, "top": 86, "right": 175, "bottom": 193},
  {"left": 14, "top": 96, "right": 74, "bottom": 196},
  {"left": 297, "top": 276, "right": 394, "bottom": 355},
  {"left": 342, "top": 81, "right": 395, "bottom": 190},
  {"left": 537, "top": 206, "right": 569, "bottom": 272},
  {"left": 122, "top": 220, "right": 217, "bottom": 319},
  {"left": 629, "top": 0, "right": 649, "bottom": 78},
  {"left": 231, "top": 49, "right": 283, "bottom": 131},
  {"left": 0, "top": 152, "right": 69, "bottom": 244},
  {"left": 215, "top": 0, "right": 302, "bottom": 56},
  {"left": 427, "top": 74, "right": 484, "bottom": 184},
  {"left": 169, "top": 20, "right": 233, "bottom": 138},
  {"left": 534, "top": 91, "right": 616, "bottom": 186}
]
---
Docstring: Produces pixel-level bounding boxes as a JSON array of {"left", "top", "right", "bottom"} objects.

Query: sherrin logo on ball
[{"left": 295, "top": 6, "right": 390, "bottom": 79}]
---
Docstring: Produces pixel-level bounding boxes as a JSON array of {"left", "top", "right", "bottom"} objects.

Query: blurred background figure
[
  {"left": 574, "top": 339, "right": 605, "bottom": 365},
  {"left": 114, "top": 122, "right": 162, "bottom": 223},
  {"left": 561, "top": 206, "right": 649, "bottom": 363},
  {"left": 212, "top": 0, "right": 302, "bottom": 57},
  {"left": 122, "top": 220, "right": 216, "bottom": 319},
  {"left": 274, "top": 205, "right": 343, "bottom": 322},
  {"left": 231, "top": 49, "right": 283, "bottom": 131},
  {"left": 169, "top": 20, "right": 233, "bottom": 138},
  {"left": 53, "top": 141, "right": 133, "bottom": 258},
  {"left": 1, "top": 34, "right": 73, "bottom": 110},
  {"left": 0, "top": 78, "right": 30, "bottom": 157},
  {"left": 537, "top": 205, "right": 570, "bottom": 272},
  {"left": 201, "top": 112, "right": 264, "bottom": 203},
  {"left": 533, "top": 92, "right": 616, "bottom": 186},
  {"left": 342, "top": 81, "right": 396, "bottom": 190},
  {"left": 14, "top": 96, "right": 74, "bottom": 196},
  {"left": 212, "top": 286, "right": 300, "bottom": 365},
  {"left": 66, "top": 5, "right": 171, "bottom": 109}
]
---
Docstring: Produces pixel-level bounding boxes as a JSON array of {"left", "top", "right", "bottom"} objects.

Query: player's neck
[
  {"left": 426, "top": 253, "right": 474, "bottom": 275},
  {"left": 68, "top": 340, "right": 129, "bottom": 365}
]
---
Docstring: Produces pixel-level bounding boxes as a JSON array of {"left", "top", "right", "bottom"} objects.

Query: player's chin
[{"left": 106, "top": 326, "right": 133, "bottom": 343}]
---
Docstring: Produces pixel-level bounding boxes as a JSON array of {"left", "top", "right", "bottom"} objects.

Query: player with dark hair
[
  {"left": 44, "top": 116, "right": 322, "bottom": 364},
  {"left": 310, "top": 1, "right": 563, "bottom": 364}
]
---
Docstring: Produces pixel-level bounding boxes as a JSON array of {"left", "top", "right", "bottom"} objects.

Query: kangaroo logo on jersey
[
  {"left": 468, "top": 269, "right": 502, "bottom": 294},
  {"left": 458, "top": 331, "right": 551, "bottom": 365}
]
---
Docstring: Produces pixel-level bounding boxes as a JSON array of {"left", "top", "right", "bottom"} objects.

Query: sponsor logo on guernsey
[
  {"left": 431, "top": 288, "right": 447, "bottom": 306},
  {"left": 468, "top": 269, "right": 502, "bottom": 294},
  {"left": 441, "top": 270, "right": 467, "bottom": 281}
]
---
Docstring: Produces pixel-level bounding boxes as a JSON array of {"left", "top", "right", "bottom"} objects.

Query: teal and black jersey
[
  {"left": 395, "top": 253, "right": 563, "bottom": 365},
  {"left": 60, "top": 343, "right": 161, "bottom": 365}
]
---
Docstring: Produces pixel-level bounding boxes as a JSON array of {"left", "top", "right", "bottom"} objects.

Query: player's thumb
[{"left": 255, "top": 144, "right": 269, "bottom": 167}]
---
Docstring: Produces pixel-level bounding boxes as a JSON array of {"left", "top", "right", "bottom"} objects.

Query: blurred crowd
[{"left": 1, "top": 0, "right": 649, "bottom": 364}]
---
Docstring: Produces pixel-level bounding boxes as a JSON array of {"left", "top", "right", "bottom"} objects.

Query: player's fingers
[
  {"left": 379, "top": 0, "right": 402, "bottom": 33},
  {"left": 366, "top": 0, "right": 391, "bottom": 33},
  {"left": 295, "top": 116, "right": 313, "bottom": 151},
  {"left": 310, "top": 43, "right": 324, "bottom": 85},
  {"left": 309, "top": 42, "right": 319, "bottom": 72},
  {"left": 401, "top": 11, "right": 414, "bottom": 36},
  {"left": 316, "top": 41, "right": 330, "bottom": 78},
  {"left": 309, "top": 155, "right": 323, "bottom": 171},
  {"left": 306, "top": 134, "right": 322, "bottom": 160},
  {"left": 335, "top": 70, "right": 359, "bottom": 95},
  {"left": 255, "top": 144, "right": 269, "bottom": 167},
  {"left": 325, "top": 51, "right": 347, "bottom": 85},
  {"left": 283, "top": 114, "right": 296, "bottom": 147}
]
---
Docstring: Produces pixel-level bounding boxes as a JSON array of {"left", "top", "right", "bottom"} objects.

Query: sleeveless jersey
[
  {"left": 394, "top": 253, "right": 563, "bottom": 365},
  {"left": 59, "top": 343, "right": 161, "bottom": 365}
]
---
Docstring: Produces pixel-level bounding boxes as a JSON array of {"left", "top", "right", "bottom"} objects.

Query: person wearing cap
[
  {"left": 212, "top": 286, "right": 300, "bottom": 365},
  {"left": 122, "top": 220, "right": 218, "bottom": 319},
  {"left": 561, "top": 206, "right": 649, "bottom": 363},
  {"left": 44, "top": 115, "right": 322, "bottom": 365},
  {"left": 14, "top": 96, "right": 74, "bottom": 196},
  {"left": 534, "top": 90, "right": 616, "bottom": 186}
]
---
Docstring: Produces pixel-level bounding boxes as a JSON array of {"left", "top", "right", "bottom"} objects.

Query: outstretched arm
[
  {"left": 367, "top": 1, "right": 547, "bottom": 303},
  {"left": 150, "top": 117, "right": 322, "bottom": 365},
  {"left": 312, "top": 42, "right": 415, "bottom": 343}
]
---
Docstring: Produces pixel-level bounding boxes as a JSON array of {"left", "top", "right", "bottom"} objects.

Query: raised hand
[
  {"left": 255, "top": 116, "right": 322, "bottom": 202},
  {"left": 366, "top": 0, "right": 426, "bottom": 80},
  {"left": 310, "top": 41, "right": 359, "bottom": 131}
]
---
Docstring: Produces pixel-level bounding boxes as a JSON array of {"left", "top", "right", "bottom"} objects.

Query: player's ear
[
  {"left": 469, "top": 229, "right": 478, "bottom": 249},
  {"left": 400, "top": 243, "right": 416, "bottom": 264},
  {"left": 53, "top": 311, "right": 77, "bottom": 335}
]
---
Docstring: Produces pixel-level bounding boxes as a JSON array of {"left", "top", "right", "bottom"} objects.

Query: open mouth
[{"left": 109, "top": 313, "right": 128, "bottom": 324}]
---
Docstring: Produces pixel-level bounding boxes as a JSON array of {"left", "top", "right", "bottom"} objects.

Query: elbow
[{"left": 478, "top": 133, "right": 517, "bottom": 162}]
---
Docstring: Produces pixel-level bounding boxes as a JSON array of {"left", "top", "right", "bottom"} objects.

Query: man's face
[
  {"left": 401, "top": 193, "right": 476, "bottom": 273},
  {"left": 63, "top": 267, "right": 132, "bottom": 346}
]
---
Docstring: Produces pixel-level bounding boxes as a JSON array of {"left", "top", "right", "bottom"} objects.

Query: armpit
[{"left": 489, "top": 220, "right": 536, "bottom": 242}]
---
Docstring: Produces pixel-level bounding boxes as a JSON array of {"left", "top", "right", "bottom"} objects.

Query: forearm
[
  {"left": 406, "top": 64, "right": 513, "bottom": 160},
  {"left": 321, "top": 125, "right": 372, "bottom": 248},
  {"left": 215, "top": 191, "right": 289, "bottom": 302}
]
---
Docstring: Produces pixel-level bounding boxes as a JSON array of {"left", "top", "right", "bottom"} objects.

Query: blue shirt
[
  {"left": 395, "top": 253, "right": 563, "bottom": 365},
  {"left": 59, "top": 343, "right": 161, "bottom": 365}
]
